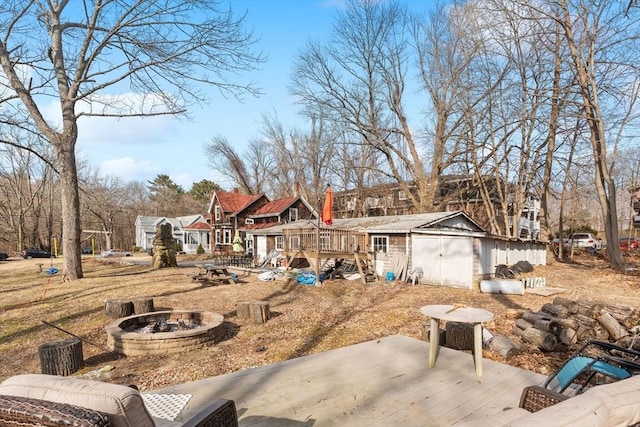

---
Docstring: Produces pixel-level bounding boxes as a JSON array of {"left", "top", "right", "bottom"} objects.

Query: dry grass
[{"left": 1, "top": 254, "right": 639, "bottom": 392}]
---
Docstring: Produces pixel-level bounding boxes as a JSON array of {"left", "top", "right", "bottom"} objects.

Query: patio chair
[{"left": 519, "top": 340, "right": 640, "bottom": 413}]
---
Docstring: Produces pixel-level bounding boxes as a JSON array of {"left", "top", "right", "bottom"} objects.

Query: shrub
[{"left": 196, "top": 244, "right": 205, "bottom": 254}]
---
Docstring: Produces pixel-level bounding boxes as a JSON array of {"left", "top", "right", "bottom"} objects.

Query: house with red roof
[{"left": 207, "top": 187, "right": 317, "bottom": 261}]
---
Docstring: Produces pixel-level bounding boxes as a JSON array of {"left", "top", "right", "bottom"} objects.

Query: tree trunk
[
  {"left": 513, "top": 326, "right": 557, "bottom": 352},
  {"left": 132, "top": 297, "right": 154, "bottom": 314},
  {"left": 237, "top": 300, "right": 270, "bottom": 324},
  {"left": 541, "top": 303, "right": 569, "bottom": 318},
  {"left": 553, "top": 297, "right": 578, "bottom": 314},
  {"left": 445, "top": 322, "right": 474, "bottom": 350},
  {"left": 597, "top": 312, "right": 627, "bottom": 341},
  {"left": 56, "top": 139, "right": 83, "bottom": 280},
  {"left": 39, "top": 338, "right": 83, "bottom": 376},
  {"left": 105, "top": 299, "right": 134, "bottom": 319}
]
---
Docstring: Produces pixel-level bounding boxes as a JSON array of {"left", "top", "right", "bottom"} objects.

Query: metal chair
[
  {"left": 543, "top": 340, "right": 640, "bottom": 394},
  {"left": 520, "top": 340, "right": 640, "bottom": 413}
]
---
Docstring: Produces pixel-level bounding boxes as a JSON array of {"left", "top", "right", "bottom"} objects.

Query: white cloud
[{"left": 99, "top": 157, "right": 158, "bottom": 183}]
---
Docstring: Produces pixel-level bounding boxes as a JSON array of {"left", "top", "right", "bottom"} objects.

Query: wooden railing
[{"left": 282, "top": 228, "right": 369, "bottom": 254}]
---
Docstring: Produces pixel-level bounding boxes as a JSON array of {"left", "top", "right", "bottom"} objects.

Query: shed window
[{"left": 372, "top": 236, "right": 388, "bottom": 253}]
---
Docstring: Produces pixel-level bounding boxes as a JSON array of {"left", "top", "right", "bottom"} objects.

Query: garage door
[{"left": 412, "top": 235, "right": 473, "bottom": 288}]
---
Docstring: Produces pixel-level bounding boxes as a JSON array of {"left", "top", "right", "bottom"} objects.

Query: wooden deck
[{"left": 148, "top": 335, "right": 546, "bottom": 426}]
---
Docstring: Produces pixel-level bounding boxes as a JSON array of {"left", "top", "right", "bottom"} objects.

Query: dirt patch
[{"left": 0, "top": 253, "right": 638, "bottom": 391}]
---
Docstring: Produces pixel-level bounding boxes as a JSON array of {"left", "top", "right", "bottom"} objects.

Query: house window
[
  {"left": 289, "top": 236, "right": 300, "bottom": 250},
  {"left": 275, "top": 236, "right": 284, "bottom": 251},
  {"left": 223, "top": 229, "right": 232, "bottom": 244},
  {"left": 214, "top": 206, "right": 221, "bottom": 221},
  {"left": 245, "top": 218, "right": 254, "bottom": 225},
  {"left": 215, "top": 230, "right": 221, "bottom": 244},
  {"left": 372, "top": 236, "right": 388, "bottom": 253},
  {"left": 289, "top": 208, "right": 298, "bottom": 222},
  {"left": 245, "top": 234, "right": 253, "bottom": 254},
  {"left": 398, "top": 190, "right": 407, "bottom": 201}
]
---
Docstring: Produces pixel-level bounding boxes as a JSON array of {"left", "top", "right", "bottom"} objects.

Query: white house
[
  {"left": 134, "top": 215, "right": 212, "bottom": 254},
  {"left": 250, "top": 211, "right": 547, "bottom": 289}
]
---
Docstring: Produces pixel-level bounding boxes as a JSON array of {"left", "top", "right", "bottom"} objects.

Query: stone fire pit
[{"left": 105, "top": 310, "right": 225, "bottom": 356}]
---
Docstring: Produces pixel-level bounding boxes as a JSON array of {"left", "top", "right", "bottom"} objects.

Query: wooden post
[
  {"left": 105, "top": 299, "right": 134, "bottom": 319},
  {"left": 39, "top": 338, "right": 83, "bottom": 376}
]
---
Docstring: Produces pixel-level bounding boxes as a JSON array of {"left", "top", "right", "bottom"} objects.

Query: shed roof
[{"left": 248, "top": 211, "right": 485, "bottom": 235}]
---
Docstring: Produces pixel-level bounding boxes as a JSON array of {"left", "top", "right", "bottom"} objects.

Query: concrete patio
[{"left": 149, "top": 335, "right": 547, "bottom": 426}]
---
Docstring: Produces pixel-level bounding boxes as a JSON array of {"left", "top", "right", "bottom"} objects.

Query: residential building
[
  {"left": 134, "top": 214, "right": 211, "bottom": 254},
  {"left": 333, "top": 178, "right": 541, "bottom": 241}
]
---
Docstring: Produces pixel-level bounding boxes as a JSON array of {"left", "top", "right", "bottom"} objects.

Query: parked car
[
  {"left": 100, "top": 249, "right": 132, "bottom": 257},
  {"left": 0, "top": 252, "right": 7, "bottom": 261},
  {"left": 619, "top": 237, "right": 639, "bottom": 251},
  {"left": 22, "top": 248, "right": 55, "bottom": 259},
  {"left": 81, "top": 246, "right": 93, "bottom": 254},
  {"left": 565, "top": 233, "right": 603, "bottom": 250}
]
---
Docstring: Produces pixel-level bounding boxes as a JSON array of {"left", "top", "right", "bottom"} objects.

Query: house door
[
  {"left": 411, "top": 235, "right": 473, "bottom": 288},
  {"left": 256, "top": 236, "right": 267, "bottom": 263}
]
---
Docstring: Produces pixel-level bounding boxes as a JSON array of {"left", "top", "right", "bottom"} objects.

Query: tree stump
[
  {"left": 39, "top": 338, "right": 83, "bottom": 376},
  {"left": 131, "top": 297, "right": 154, "bottom": 314},
  {"left": 237, "top": 300, "right": 270, "bottom": 324},
  {"left": 445, "top": 322, "right": 474, "bottom": 350},
  {"left": 105, "top": 299, "right": 134, "bottom": 319}
]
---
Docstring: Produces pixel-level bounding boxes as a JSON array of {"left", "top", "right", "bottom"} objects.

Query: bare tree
[
  {"left": 291, "top": 0, "right": 434, "bottom": 211},
  {"left": 539, "top": 0, "right": 640, "bottom": 269},
  {"left": 0, "top": 1, "right": 263, "bottom": 279}
]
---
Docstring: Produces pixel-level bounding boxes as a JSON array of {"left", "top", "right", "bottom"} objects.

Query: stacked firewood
[{"left": 512, "top": 297, "right": 640, "bottom": 352}]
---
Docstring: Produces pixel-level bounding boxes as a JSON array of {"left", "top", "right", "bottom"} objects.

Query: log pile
[{"left": 512, "top": 296, "right": 640, "bottom": 352}]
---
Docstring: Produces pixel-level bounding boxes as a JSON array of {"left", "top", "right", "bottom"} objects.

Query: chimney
[
  {"left": 294, "top": 181, "right": 300, "bottom": 197},
  {"left": 233, "top": 188, "right": 239, "bottom": 194}
]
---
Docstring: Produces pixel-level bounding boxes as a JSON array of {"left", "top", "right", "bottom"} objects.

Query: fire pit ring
[{"left": 105, "top": 310, "right": 225, "bottom": 356}]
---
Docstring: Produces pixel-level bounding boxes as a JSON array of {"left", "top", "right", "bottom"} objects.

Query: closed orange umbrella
[{"left": 321, "top": 185, "right": 333, "bottom": 226}]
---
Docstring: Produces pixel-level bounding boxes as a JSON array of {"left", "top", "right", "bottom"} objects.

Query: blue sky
[{"left": 76, "top": 0, "right": 428, "bottom": 190}]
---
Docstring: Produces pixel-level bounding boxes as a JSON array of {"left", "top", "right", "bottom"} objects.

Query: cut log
[
  {"left": 576, "top": 298, "right": 604, "bottom": 317},
  {"left": 104, "top": 299, "right": 134, "bottom": 319},
  {"left": 601, "top": 303, "right": 640, "bottom": 329},
  {"left": 513, "top": 326, "right": 557, "bottom": 351},
  {"left": 487, "top": 335, "right": 519, "bottom": 358},
  {"left": 541, "top": 303, "right": 569, "bottom": 318},
  {"left": 522, "top": 310, "right": 551, "bottom": 324},
  {"left": 558, "top": 327, "right": 578, "bottom": 346},
  {"left": 131, "top": 297, "right": 154, "bottom": 314},
  {"left": 576, "top": 325, "right": 596, "bottom": 342},
  {"left": 237, "top": 300, "right": 271, "bottom": 324},
  {"left": 597, "top": 312, "right": 627, "bottom": 341},
  {"left": 515, "top": 318, "right": 534, "bottom": 331},
  {"left": 574, "top": 314, "right": 598, "bottom": 328},
  {"left": 552, "top": 297, "right": 579, "bottom": 314},
  {"left": 39, "top": 338, "right": 83, "bottom": 376},
  {"left": 236, "top": 300, "right": 251, "bottom": 319},
  {"left": 445, "top": 322, "right": 474, "bottom": 350},
  {"left": 250, "top": 301, "right": 270, "bottom": 324}
]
